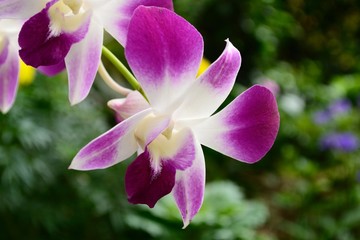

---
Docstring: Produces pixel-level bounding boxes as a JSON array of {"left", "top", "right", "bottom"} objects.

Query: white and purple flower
[
  {"left": 1, "top": 0, "right": 173, "bottom": 105},
  {"left": 0, "top": 6, "right": 65, "bottom": 113},
  {"left": 69, "top": 6, "right": 280, "bottom": 227}
]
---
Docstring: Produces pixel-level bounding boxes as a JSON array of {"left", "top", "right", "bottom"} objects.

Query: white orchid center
[
  {"left": 134, "top": 113, "right": 182, "bottom": 174},
  {"left": 48, "top": 0, "right": 90, "bottom": 36}
]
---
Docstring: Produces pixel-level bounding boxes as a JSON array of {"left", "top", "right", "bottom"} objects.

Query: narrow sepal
[
  {"left": 0, "top": 43, "right": 19, "bottom": 113},
  {"left": 65, "top": 18, "right": 103, "bottom": 105},
  {"left": 173, "top": 140, "right": 205, "bottom": 228},
  {"left": 69, "top": 109, "right": 151, "bottom": 170}
]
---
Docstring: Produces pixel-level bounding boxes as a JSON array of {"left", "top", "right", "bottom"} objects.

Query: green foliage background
[{"left": 1, "top": 0, "right": 360, "bottom": 239}]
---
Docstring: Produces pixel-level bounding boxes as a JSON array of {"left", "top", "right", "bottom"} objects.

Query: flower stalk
[
  {"left": 98, "top": 61, "right": 132, "bottom": 96},
  {"left": 101, "top": 46, "right": 147, "bottom": 100}
]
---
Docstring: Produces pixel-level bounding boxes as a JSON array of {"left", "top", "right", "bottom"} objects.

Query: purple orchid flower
[
  {"left": 0, "top": 0, "right": 50, "bottom": 113},
  {"left": 1, "top": 0, "right": 173, "bottom": 105},
  {"left": 0, "top": 19, "right": 23, "bottom": 113},
  {"left": 69, "top": 6, "right": 280, "bottom": 227},
  {"left": 0, "top": 11, "right": 66, "bottom": 113}
]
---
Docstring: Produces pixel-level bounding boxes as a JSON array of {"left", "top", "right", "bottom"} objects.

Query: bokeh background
[{"left": 1, "top": 0, "right": 360, "bottom": 239}]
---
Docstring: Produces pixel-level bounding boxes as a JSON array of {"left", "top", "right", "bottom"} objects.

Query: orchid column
[{"left": 69, "top": 6, "right": 280, "bottom": 227}]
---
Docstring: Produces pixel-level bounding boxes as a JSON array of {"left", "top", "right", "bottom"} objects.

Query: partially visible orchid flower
[
  {"left": 0, "top": 17, "right": 64, "bottom": 113},
  {"left": 1, "top": 0, "right": 173, "bottom": 105},
  {"left": 0, "top": 19, "right": 22, "bottom": 113},
  {"left": 0, "top": 0, "right": 47, "bottom": 113},
  {"left": 69, "top": 6, "right": 280, "bottom": 227}
]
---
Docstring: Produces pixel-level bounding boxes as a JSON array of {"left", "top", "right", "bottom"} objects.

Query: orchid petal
[
  {"left": 18, "top": 1, "right": 90, "bottom": 68},
  {"left": 194, "top": 85, "right": 280, "bottom": 163},
  {"left": 175, "top": 40, "right": 241, "bottom": 119},
  {"left": 97, "top": 0, "right": 173, "bottom": 46},
  {"left": 125, "top": 149, "right": 176, "bottom": 208},
  {"left": 125, "top": 6, "right": 203, "bottom": 112},
  {"left": 69, "top": 109, "right": 151, "bottom": 170},
  {"left": 65, "top": 18, "right": 103, "bottom": 105},
  {"left": 173, "top": 140, "right": 205, "bottom": 228},
  {"left": 37, "top": 61, "right": 65, "bottom": 76},
  {"left": 108, "top": 91, "right": 150, "bottom": 121},
  {"left": 0, "top": 0, "right": 46, "bottom": 19},
  {"left": 0, "top": 43, "right": 19, "bottom": 113}
]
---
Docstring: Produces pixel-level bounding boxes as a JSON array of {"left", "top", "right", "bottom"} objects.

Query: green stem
[{"left": 101, "top": 46, "right": 147, "bottom": 99}]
